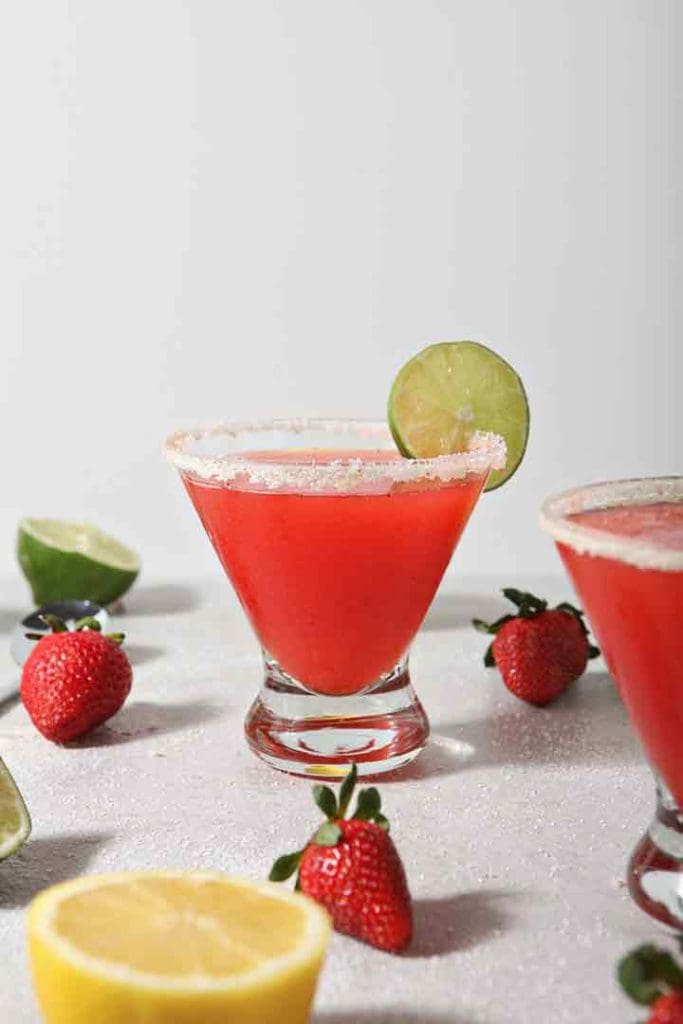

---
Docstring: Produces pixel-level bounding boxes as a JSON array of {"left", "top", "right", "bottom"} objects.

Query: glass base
[
  {"left": 244, "top": 656, "right": 429, "bottom": 779},
  {"left": 627, "top": 777, "right": 683, "bottom": 931}
]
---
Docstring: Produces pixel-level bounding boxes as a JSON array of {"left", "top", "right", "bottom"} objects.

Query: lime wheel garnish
[{"left": 388, "top": 340, "right": 529, "bottom": 491}]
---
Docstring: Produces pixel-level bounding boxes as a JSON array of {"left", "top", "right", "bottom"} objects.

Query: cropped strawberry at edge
[{"left": 618, "top": 942, "right": 683, "bottom": 1023}]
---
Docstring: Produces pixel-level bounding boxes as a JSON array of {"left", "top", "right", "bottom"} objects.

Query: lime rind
[
  {"left": 388, "top": 341, "right": 529, "bottom": 492},
  {"left": 18, "top": 518, "right": 140, "bottom": 605},
  {"left": 0, "top": 758, "right": 31, "bottom": 861}
]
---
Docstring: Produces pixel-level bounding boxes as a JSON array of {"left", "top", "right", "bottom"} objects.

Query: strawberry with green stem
[
  {"left": 269, "top": 765, "right": 412, "bottom": 953},
  {"left": 21, "top": 614, "right": 132, "bottom": 743},
  {"left": 473, "top": 587, "right": 600, "bottom": 706},
  {"left": 618, "top": 942, "right": 683, "bottom": 1022}
]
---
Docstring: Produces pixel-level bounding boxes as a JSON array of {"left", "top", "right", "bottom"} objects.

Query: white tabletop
[{"left": 0, "top": 574, "right": 670, "bottom": 1022}]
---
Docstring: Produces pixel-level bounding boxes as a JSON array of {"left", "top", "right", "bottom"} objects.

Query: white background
[{"left": 1, "top": 0, "right": 681, "bottom": 586}]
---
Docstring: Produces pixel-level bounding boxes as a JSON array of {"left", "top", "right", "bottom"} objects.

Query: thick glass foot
[
  {"left": 244, "top": 656, "right": 429, "bottom": 778},
  {"left": 627, "top": 777, "right": 683, "bottom": 931}
]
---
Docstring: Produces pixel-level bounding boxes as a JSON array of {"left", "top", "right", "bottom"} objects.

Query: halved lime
[
  {"left": 388, "top": 341, "right": 530, "bottom": 491},
  {"left": 18, "top": 518, "right": 140, "bottom": 606},
  {"left": 0, "top": 758, "right": 31, "bottom": 861}
]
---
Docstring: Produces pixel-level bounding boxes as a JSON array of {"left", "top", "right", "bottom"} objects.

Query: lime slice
[
  {"left": 388, "top": 341, "right": 529, "bottom": 491},
  {"left": 18, "top": 518, "right": 140, "bottom": 605},
  {"left": 0, "top": 758, "right": 31, "bottom": 861}
]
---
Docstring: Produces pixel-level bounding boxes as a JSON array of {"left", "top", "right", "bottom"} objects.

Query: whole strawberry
[
  {"left": 473, "top": 588, "right": 599, "bottom": 706},
  {"left": 649, "top": 993, "right": 683, "bottom": 1024},
  {"left": 269, "top": 764, "right": 412, "bottom": 953},
  {"left": 617, "top": 943, "right": 683, "bottom": 1023},
  {"left": 21, "top": 615, "right": 132, "bottom": 742}
]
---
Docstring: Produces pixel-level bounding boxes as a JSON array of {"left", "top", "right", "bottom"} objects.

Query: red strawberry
[
  {"left": 649, "top": 993, "right": 683, "bottom": 1024},
  {"left": 21, "top": 615, "right": 132, "bottom": 742},
  {"left": 473, "top": 588, "right": 599, "bottom": 706},
  {"left": 269, "top": 764, "right": 412, "bottom": 953},
  {"left": 617, "top": 943, "right": 683, "bottom": 1022}
]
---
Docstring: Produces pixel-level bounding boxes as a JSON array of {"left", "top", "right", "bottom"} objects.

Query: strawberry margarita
[
  {"left": 541, "top": 478, "right": 683, "bottom": 929},
  {"left": 166, "top": 420, "right": 505, "bottom": 776},
  {"left": 184, "top": 450, "right": 485, "bottom": 697}
]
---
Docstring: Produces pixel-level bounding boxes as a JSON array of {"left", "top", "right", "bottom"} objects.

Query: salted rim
[
  {"left": 540, "top": 476, "right": 683, "bottom": 572},
  {"left": 163, "top": 418, "right": 506, "bottom": 492}
]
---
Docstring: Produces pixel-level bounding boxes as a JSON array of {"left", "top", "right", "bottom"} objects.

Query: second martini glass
[
  {"left": 166, "top": 419, "right": 505, "bottom": 777},
  {"left": 541, "top": 478, "right": 683, "bottom": 929}
]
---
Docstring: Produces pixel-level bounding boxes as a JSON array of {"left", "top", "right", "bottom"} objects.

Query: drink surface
[
  {"left": 557, "top": 501, "right": 683, "bottom": 803},
  {"left": 569, "top": 502, "right": 683, "bottom": 549},
  {"left": 241, "top": 448, "right": 404, "bottom": 466},
  {"left": 184, "top": 448, "right": 487, "bottom": 695}
]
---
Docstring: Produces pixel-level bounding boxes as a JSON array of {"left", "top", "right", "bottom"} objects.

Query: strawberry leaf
[
  {"left": 269, "top": 850, "right": 303, "bottom": 882},
  {"left": 472, "top": 614, "right": 514, "bottom": 635},
  {"left": 502, "top": 587, "right": 526, "bottom": 607},
  {"left": 555, "top": 600, "right": 583, "bottom": 617},
  {"left": 555, "top": 601, "right": 600, "bottom": 659},
  {"left": 39, "top": 614, "right": 68, "bottom": 633},
  {"left": 74, "top": 616, "right": 102, "bottom": 632},
  {"left": 502, "top": 588, "right": 547, "bottom": 615},
  {"left": 617, "top": 944, "right": 683, "bottom": 1006},
  {"left": 484, "top": 642, "right": 496, "bottom": 668},
  {"left": 337, "top": 763, "right": 358, "bottom": 819},
  {"left": 374, "top": 812, "right": 390, "bottom": 832},
  {"left": 312, "top": 784, "right": 338, "bottom": 820},
  {"left": 353, "top": 787, "right": 381, "bottom": 821},
  {"left": 313, "top": 822, "right": 342, "bottom": 846}
]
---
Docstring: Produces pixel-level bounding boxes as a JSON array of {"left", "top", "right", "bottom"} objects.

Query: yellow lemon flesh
[{"left": 28, "top": 871, "right": 331, "bottom": 1024}]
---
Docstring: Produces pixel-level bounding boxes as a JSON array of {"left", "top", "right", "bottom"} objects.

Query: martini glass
[
  {"left": 165, "top": 419, "right": 505, "bottom": 778},
  {"left": 541, "top": 477, "right": 683, "bottom": 929}
]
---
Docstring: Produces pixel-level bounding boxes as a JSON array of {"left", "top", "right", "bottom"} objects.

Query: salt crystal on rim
[
  {"left": 164, "top": 418, "right": 506, "bottom": 494},
  {"left": 540, "top": 476, "right": 683, "bottom": 572}
]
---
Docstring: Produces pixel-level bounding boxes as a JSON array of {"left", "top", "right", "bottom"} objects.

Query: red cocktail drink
[
  {"left": 541, "top": 479, "right": 683, "bottom": 929},
  {"left": 166, "top": 420, "right": 505, "bottom": 776},
  {"left": 559, "top": 502, "right": 683, "bottom": 803},
  {"left": 184, "top": 451, "right": 484, "bottom": 697}
]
